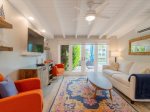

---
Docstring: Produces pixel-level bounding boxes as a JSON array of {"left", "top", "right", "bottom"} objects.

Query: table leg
[
  {"left": 94, "top": 87, "right": 97, "bottom": 98},
  {"left": 109, "top": 89, "right": 112, "bottom": 101}
]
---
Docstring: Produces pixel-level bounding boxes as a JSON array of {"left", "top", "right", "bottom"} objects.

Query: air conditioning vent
[{"left": 137, "top": 27, "right": 150, "bottom": 33}]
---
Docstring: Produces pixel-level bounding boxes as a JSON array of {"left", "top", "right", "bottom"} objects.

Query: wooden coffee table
[{"left": 87, "top": 72, "right": 113, "bottom": 100}]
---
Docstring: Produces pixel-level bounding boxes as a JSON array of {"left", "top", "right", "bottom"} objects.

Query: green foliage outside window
[
  {"left": 61, "top": 45, "right": 81, "bottom": 70},
  {"left": 72, "top": 45, "right": 81, "bottom": 69}
]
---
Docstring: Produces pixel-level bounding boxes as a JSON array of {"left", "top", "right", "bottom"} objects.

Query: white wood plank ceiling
[{"left": 8, "top": 0, "right": 150, "bottom": 39}]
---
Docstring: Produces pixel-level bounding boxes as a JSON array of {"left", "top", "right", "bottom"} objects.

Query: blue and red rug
[{"left": 50, "top": 77, "right": 136, "bottom": 112}]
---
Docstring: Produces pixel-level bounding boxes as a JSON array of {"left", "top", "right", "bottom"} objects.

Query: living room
[{"left": 0, "top": 0, "right": 150, "bottom": 112}]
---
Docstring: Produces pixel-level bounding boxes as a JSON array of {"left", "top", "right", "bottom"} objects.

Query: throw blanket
[{"left": 128, "top": 74, "right": 150, "bottom": 99}]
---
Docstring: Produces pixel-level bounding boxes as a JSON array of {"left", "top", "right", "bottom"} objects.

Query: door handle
[
  {"left": 82, "top": 57, "right": 84, "bottom": 61},
  {"left": 82, "top": 57, "right": 85, "bottom": 61}
]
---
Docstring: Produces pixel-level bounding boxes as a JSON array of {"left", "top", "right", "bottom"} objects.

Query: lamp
[{"left": 111, "top": 51, "right": 120, "bottom": 63}]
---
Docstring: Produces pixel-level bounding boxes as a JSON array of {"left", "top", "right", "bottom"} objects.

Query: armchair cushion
[
  {"left": 55, "top": 64, "right": 64, "bottom": 68},
  {"left": 0, "top": 76, "right": 18, "bottom": 98},
  {"left": 0, "top": 73, "right": 4, "bottom": 82},
  {"left": 15, "top": 78, "right": 41, "bottom": 93},
  {"left": 0, "top": 77, "right": 43, "bottom": 112},
  {"left": 57, "top": 68, "right": 65, "bottom": 76},
  {"left": 0, "top": 89, "right": 43, "bottom": 112},
  {"left": 52, "top": 64, "right": 65, "bottom": 76}
]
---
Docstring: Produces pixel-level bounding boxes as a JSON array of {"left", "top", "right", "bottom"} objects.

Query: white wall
[
  {"left": 118, "top": 20, "right": 150, "bottom": 62},
  {"left": 0, "top": 0, "right": 45, "bottom": 80},
  {"left": 48, "top": 37, "right": 118, "bottom": 64}
]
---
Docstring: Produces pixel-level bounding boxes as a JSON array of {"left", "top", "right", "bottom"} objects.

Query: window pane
[
  {"left": 72, "top": 45, "right": 81, "bottom": 72},
  {"left": 61, "top": 45, "right": 69, "bottom": 71},
  {"left": 98, "top": 45, "right": 108, "bottom": 65},
  {"left": 85, "top": 45, "right": 95, "bottom": 72}
]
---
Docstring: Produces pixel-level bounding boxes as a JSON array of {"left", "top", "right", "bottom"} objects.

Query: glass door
[
  {"left": 71, "top": 44, "right": 96, "bottom": 73},
  {"left": 97, "top": 44, "right": 109, "bottom": 72},
  {"left": 84, "top": 45, "right": 95, "bottom": 72},
  {"left": 60, "top": 44, "right": 108, "bottom": 73},
  {"left": 60, "top": 45, "right": 69, "bottom": 71}
]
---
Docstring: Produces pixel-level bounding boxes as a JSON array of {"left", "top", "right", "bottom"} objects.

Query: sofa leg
[{"left": 131, "top": 100, "right": 135, "bottom": 104}]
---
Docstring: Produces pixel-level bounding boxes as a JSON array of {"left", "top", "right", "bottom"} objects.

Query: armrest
[
  {"left": 55, "top": 64, "right": 64, "bottom": 68},
  {"left": 129, "top": 76, "right": 136, "bottom": 99},
  {"left": 0, "top": 90, "right": 43, "bottom": 112},
  {"left": 15, "top": 78, "right": 41, "bottom": 92},
  {"left": 51, "top": 66, "right": 58, "bottom": 75},
  {"left": 102, "top": 65, "right": 110, "bottom": 70}
]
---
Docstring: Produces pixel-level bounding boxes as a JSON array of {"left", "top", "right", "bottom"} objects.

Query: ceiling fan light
[{"left": 85, "top": 15, "right": 96, "bottom": 22}]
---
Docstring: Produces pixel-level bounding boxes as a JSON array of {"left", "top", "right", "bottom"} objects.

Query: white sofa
[{"left": 103, "top": 60, "right": 150, "bottom": 102}]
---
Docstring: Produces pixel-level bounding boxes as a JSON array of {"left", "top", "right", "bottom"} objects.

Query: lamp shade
[{"left": 111, "top": 51, "right": 120, "bottom": 57}]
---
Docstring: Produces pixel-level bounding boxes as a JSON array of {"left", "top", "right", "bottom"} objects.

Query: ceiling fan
[{"left": 75, "top": 0, "right": 109, "bottom": 23}]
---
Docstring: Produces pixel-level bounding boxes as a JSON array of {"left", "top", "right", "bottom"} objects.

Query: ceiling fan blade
[
  {"left": 74, "top": 6, "right": 86, "bottom": 12},
  {"left": 74, "top": 6, "right": 81, "bottom": 11},
  {"left": 97, "top": 15, "right": 110, "bottom": 19},
  {"left": 72, "top": 16, "right": 85, "bottom": 21},
  {"left": 95, "top": 1, "right": 109, "bottom": 14}
]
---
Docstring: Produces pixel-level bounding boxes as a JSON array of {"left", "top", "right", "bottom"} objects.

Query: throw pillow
[
  {"left": 108, "top": 62, "right": 119, "bottom": 71},
  {"left": 118, "top": 61, "right": 134, "bottom": 74},
  {"left": 129, "top": 62, "right": 150, "bottom": 75},
  {"left": 0, "top": 76, "right": 18, "bottom": 98},
  {"left": 141, "top": 68, "right": 150, "bottom": 74},
  {"left": 0, "top": 73, "right": 4, "bottom": 82}
]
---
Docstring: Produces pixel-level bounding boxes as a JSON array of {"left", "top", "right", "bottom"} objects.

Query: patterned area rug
[{"left": 50, "top": 77, "right": 137, "bottom": 112}]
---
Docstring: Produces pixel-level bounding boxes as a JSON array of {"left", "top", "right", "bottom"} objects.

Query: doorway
[{"left": 60, "top": 44, "right": 108, "bottom": 74}]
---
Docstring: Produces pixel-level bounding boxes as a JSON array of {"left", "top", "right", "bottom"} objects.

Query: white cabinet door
[{"left": 38, "top": 66, "right": 49, "bottom": 87}]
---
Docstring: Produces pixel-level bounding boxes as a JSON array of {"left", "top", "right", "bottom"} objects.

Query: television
[{"left": 27, "top": 28, "right": 44, "bottom": 53}]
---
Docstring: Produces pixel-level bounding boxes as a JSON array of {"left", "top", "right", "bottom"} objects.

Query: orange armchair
[
  {"left": 51, "top": 64, "right": 65, "bottom": 76},
  {"left": 0, "top": 78, "right": 43, "bottom": 112}
]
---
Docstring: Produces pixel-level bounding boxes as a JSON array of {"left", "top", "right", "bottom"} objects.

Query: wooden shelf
[
  {"left": 0, "top": 46, "right": 13, "bottom": 51},
  {"left": 0, "top": 17, "right": 13, "bottom": 29},
  {"left": 21, "top": 51, "right": 42, "bottom": 57}
]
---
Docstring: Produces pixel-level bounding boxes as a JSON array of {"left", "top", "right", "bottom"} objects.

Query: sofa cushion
[
  {"left": 118, "top": 61, "right": 134, "bottom": 74},
  {"left": 129, "top": 62, "right": 150, "bottom": 75},
  {"left": 0, "top": 76, "right": 18, "bottom": 98},
  {"left": 0, "top": 73, "right": 4, "bottom": 82},
  {"left": 103, "top": 69, "right": 121, "bottom": 76},
  {"left": 112, "top": 73, "right": 130, "bottom": 86},
  {"left": 107, "top": 62, "right": 119, "bottom": 71}
]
